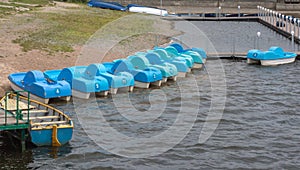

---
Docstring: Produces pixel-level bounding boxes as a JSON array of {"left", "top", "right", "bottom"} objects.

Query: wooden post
[{"left": 21, "top": 129, "right": 26, "bottom": 152}]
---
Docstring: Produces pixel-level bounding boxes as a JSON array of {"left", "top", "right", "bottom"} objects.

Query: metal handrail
[{"left": 2, "top": 91, "right": 31, "bottom": 126}]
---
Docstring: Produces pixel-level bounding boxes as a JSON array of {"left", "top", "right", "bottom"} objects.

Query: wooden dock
[
  {"left": 206, "top": 52, "right": 300, "bottom": 60},
  {"left": 165, "top": 16, "right": 259, "bottom": 22},
  {"left": 0, "top": 110, "right": 26, "bottom": 126},
  {"left": 0, "top": 98, "right": 31, "bottom": 130}
]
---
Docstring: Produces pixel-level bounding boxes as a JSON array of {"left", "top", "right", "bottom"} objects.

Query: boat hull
[
  {"left": 247, "top": 57, "right": 296, "bottom": 66},
  {"left": 261, "top": 57, "right": 296, "bottom": 66},
  {"left": 72, "top": 89, "right": 108, "bottom": 99},
  {"left": 30, "top": 127, "right": 73, "bottom": 146},
  {"left": 128, "top": 6, "right": 168, "bottom": 16},
  {"left": 87, "top": 0, "right": 127, "bottom": 11},
  {"left": 192, "top": 63, "right": 203, "bottom": 69}
]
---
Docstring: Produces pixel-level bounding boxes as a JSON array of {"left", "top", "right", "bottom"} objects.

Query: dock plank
[
  {"left": 0, "top": 99, "right": 35, "bottom": 111},
  {"left": 31, "top": 121, "right": 68, "bottom": 126},
  {"left": 0, "top": 110, "right": 26, "bottom": 125}
]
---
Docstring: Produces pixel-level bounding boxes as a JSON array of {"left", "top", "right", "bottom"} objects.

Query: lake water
[{"left": 1, "top": 21, "right": 300, "bottom": 169}]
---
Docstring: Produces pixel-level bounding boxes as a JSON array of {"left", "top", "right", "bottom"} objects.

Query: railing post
[
  {"left": 275, "top": 12, "right": 278, "bottom": 27},
  {"left": 257, "top": 31, "right": 261, "bottom": 50},
  {"left": 282, "top": 15, "right": 285, "bottom": 31},
  {"left": 291, "top": 31, "right": 295, "bottom": 52},
  {"left": 16, "top": 92, "right": 19, "bottom": 125},
  {"left": 27, "top": 91, "right": 30, "bottom": 124},
  {"left": 267, "top": 9, "right": 270, "bottom": 23},
  {"left": 5, "top": 92, "right": 8, "bottom": 125},
  {"left": 272, "top": 11, "right": 276, "bottom": 26},
  {"left": 269, "top": 10, "right": 272, "bottom": 24},
  {"left": 262, "top": 7, "right": 266, "bottom": 21},
  {"left": 293, "top": 18, "right": 297, "bottom": 36},
  {"left": 298, "top": 20, "right": 300, "bottom": 40},
  {"left": 283, "top": 15, "right": 285, "bottom": 30},
  {"left": 262, "top": 7, "right": 264, "bottom": 20}
]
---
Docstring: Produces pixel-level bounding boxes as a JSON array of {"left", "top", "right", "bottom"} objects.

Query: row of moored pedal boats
[{"left": 8, "top": 43, "right": 207, "bottom": 104}]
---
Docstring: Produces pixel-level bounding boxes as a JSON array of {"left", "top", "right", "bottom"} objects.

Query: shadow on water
[
  {"left": 0, "top": 131, "right": 72, "bottom": 169},
  {"left": 0, "top": 132, "right": 33, "bottom": 169}
]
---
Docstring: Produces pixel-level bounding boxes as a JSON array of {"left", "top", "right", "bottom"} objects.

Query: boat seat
[
  {"left": 127, "top": 55, "right": 150, "bottom": 70},
  {"left": 145, "top": 53, "right": 164, "bottom": 65},
  {"left": 170, "top": 43, "right": 185, "bottom": 53},
  {"left": 31, "top": 120, "right": 68, "bottom": 126},
  {"left": 27, "top": 115, "right": 60, "bottom": 120},
  {"left": 23, "top": 70, "right": 45, "bottom": 85},
  {"left": 22, "top": 110, "right": 49, "bottom": 114}
]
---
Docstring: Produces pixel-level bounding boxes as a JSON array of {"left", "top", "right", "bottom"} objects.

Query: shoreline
[{"left": 1, "top": 2, "right": 300, "bottom": 96}]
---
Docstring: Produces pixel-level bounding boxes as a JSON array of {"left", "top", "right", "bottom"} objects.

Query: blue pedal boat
[
  {"left": 44, "top": 66, "right": 87, "bottom": 85},
  {"left": 0, "top": 91, "right": 73, "bottom": 147},
  {"left": 170, "top": 43, "right": 206, "bottom": 65},
  {"left": 247, "top": 46, "right": 297, "bottom": 66},
  {"left": 150, "top": 48, "right": 190, "bottom": 77},
  {"left": 163, "top": 46, "right": 195, "bottom": 69},
  {"left": 8, "top": 70, "right": 71, "bottom": 104},
  {"left": 135, "top": 52, "right": 178, "bottom": 82},
  {"left": 87, "top": 0, "right": 127, "bottom": 11},
  {"left": 45, "top": 66, "right": 109, "bottom": 99},
  {"left": 104, "top": 59, "right": 162, "bottom": 89},
  {"left": 87, "top": 63, "right": 134, "bottom": 94}
]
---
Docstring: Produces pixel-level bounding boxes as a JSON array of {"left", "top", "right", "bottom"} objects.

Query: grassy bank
[
  {"left": 11, "top": 0, "right": 51, "bottom": 5},
  {"left": 11, "top": 4, "right": 163, "bottom": 53},
  {"left": 13, "top": 7, "right": 125, "bottom": 52}
]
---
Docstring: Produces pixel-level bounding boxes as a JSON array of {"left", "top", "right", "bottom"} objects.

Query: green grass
[
  {"left": 13, "top": 6, "right": 158, "bottom": 53},
  {"left": 13, "top": 7, "right": 129, "bottom": 52},
  {"left": 0, "top": 6, "right": 16, "bottom": 17},
  {"left": 0, "top": 1, "right": 44, "bottom": 18},
  {"left": 10, "top": 0, "right": 51, "bottom": 5},
  {"left": 0, "top": 2, "right": 30, "bottom": 7}
]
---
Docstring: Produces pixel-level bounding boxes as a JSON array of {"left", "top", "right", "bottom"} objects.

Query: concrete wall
[{"left": 276, "top": 3, "right": 300, "bottom": 10}]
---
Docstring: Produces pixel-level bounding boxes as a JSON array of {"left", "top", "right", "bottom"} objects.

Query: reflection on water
[
  {"left": 0, "top": 133, "right": 33, "bottom": 169},
  {"left": 1, "top": 21, "right": 300, "bottom": 169}
]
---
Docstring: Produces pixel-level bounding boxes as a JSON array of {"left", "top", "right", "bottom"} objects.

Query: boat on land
[
  {"left": 127, "top": 4, "right": 168, "bottom": 16},
  {"left": 170, "top": 43, "right": 207, "bottom": 64},
  {"left": 0, "top": 91, "right": 73, "bottom": 147},
  {"left": 149, "top": 48, "right": 190, "bottom": 77},
  {"left": 45, "top": 66, "right": 109, "bottom": 99},
  {"left": 247, "top": 47, "right": 297, "bottom": 66},
  {"left": 87, "top": 0, "right": 127, "bottom": 11},
  {"left": 129, "top": 53, "right": 178, "bottom": 83},
  {"left": 8, "top": 70, "right": 71, "bottom": 104},
  {"left": 103, "top": 59, "right": 162, "bottom": 89}
]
